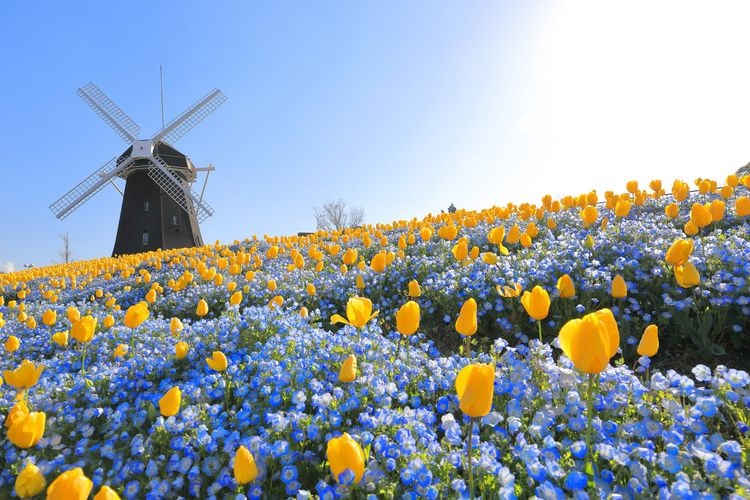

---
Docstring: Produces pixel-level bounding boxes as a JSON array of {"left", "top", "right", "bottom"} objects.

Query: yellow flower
[
  {"left": 175, "top": 341, "right": 189, "bottom": 360},
  {"left": 520, "top": 286, "right": 550, "bottom": 321},
  {"left": 735, "top": 196, "right": 750, "bottom": 217},
  {"left": 419, "top": 226, "right": 433, "bottom": 241},
  {"left": 396, "top": 301, "right": 420, "bottom": 336},
  {"left": 102, "top": 315, "right": 115, "bottom": 329},
  {"left": 580, "top": 206, "right": 598, "bottom": 227},
  {"left": 46, "top": 467, "right": 93, "bottom": 500},
  {"left": 455, "top": 298, "right": 477, "bottom": 336},
  {"left": 338, "top": 354, "right": 357, "bottom": 383},
  {"left": 8, "top": 411, "right": 45, "bottom": 448},
  {"left": 229, "top": 291, "right": 243, "bottom": 306},
  {"left": 5, "top": 335, "right": 20, "bottom": 352},
  {"left": 709, "top": 199, "right": 725, "bottom": 222},
  {"left": 299, "top": 306, "right": 309, "bottom": 318},
  {"left": 496, "top": 283, "right": 522, "bottom": 298},
  {"left": 637, "top": 324, "right": 659, "bottom": 357},
  {"left": 159, "top": 386, "right": 181, "bottom": 417},
  {"left": 306, "top": 283, "right": 317, "bottom": 296},
  {"left": 451, "top": 239, "right": 469, "bottom": 261},
  {"left": 145, "top": 289, "right": 157, "bottom": 304},
  {"left": 5, "top": 401, "right": 29, "bottom": 429},
  {"left": 355, "top": 275, "right": 365, "bottom": 290},
  {"left": 556, "top": 274, "right": 576, "bottom": 298},
  {"left": 196, "top": 299, "right": 209, "bottom": 317},
  {"left": 683, "top": 220, "right": 699, "bottom": 236},
  {"left": 15, "top": 462, "right": 46, "bottom": 498},
  {"left": 42, "top": 309, "right": 57, "bottom": 327},
  {"left": 52, "top": 331, "right": 69, "bottom": 348},
  {"left": 482, "top": 252, "right": 498, "bottom": 265},
  {"left": 93, "top": 485, "right": 121, "bottom": 500},
  {"left": 3, "top": 360, "right": 44, "bottom": 390},
  {"left": 665, "top": 203, "right": 679, "bottom": 219},
  {"left": 124, "top": 302, "right": 149, "bottom": 329},
  {"left": 206, "top": 351, "right": 228, "bottom": 372},
  {"left": 267, "top": 279, "right": 277, "bottom": 292},
  {"left": 487, "top": 226, "right": 506, "bottom": 245},
  {"left": 558, "top": 309, "right": 619, "bottom": 374},
  {"left": 674, "top": 262, "right": 700, "bottom": 288},
  {"left": 689, "top": 203, "right": 712, "bottom": 228},
  {"left": 665, "top": 238, "right": 694, "bottom": 267},
  {"left": 113, "top": 344, "right": 128, "bottom": 358},
  {"left": 370, "top": 252, "right": 387, "bottom": 272},
  {"left": 234, "top": 445, "right": 258, "bottom": 484},
  {"left": 610, "top": 274, "right": 627, "bottom": 298},
  {"left": 455, "top": 363, "right": 495, "bottom": 417},
  {"left": 71, "top": 316, "right": 97, "bottom": 343},
  {"left": 626, "top": 180, "right": 638, "bottom": 193},
  {"left": 326, "top": 433, "right": 365, "bottom": 484},
  {"left": 66, "top": 307, "right": 81, "bottom": 323},
  {"left": 342, "top": 248, "right": 358, "bottom": 265},
  {"left": 614, "top": 200, "right": 631, "bottom": 218},
  {"left": 407, "top": 279, "right": 421, "bottom": 297},
  {"left": 170, "top": 317, "right": 184, "bottom": 337},
  {"left": 331, "top": 297, "right": 379, "bottom": 329}
]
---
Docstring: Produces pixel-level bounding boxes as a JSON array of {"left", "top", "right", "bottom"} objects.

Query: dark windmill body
[{"left": 50, "top": 83, "right": 226, "bottom": 256}]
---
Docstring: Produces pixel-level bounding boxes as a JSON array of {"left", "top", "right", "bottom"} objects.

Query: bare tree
[
  {"left": 314, "top": 199, "right": 365, "bottom": 231},
  {"left": 59, "top": 232, "right": 73, "bottom": 264}
]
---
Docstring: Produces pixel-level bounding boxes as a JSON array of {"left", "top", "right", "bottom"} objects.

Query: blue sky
[{"left": 2, "top": 1, "right": 750, "bottom": 269}]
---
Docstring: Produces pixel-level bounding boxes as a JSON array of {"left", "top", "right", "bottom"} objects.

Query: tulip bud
[
  {"left": 338, "top": 354, "right": 357, "bottom": 383},
  {"left": 637, "top": 324, "right": 659, "bottom": 357},
  {"left": 234, "top": 446, "right": 258, "bottom": 484},
  {"left": 15, "top": 462, "right": 46, "bottom": 499},
  {"left": 396, "top": 301, "right": 420, "bottom": 336},
  {"left": 610, "top": 274, "right": 627, "bottom": 298},
  {"left": 326, "top": 433, "right": 365, "bottom": 484},
  {"left": 455, "top": 363, "right": 495, "bottom": 417},
  {"left": 170, "top": 317, "right": 184, "bottom": 337},
  {"left": 46, "top": 467, "right": 93, "bottom": 500},
  {"left": 407, "top": 279, "right": 421, "bottom": 297},
  {"left": 556, "top": 274, "right": 575, "bottom": 299},
  {"left": 113, "top": 344, "right": 128, "bottom": 358},
  {"left": 306, "top": 283, "right": 316, "bottom": 296},
  {"left": 206, "top": 351, "right": 228, "bottom": 371},
  {"left": 665, "top": 203, "right": 679, "bottom": 219},
  {"left": 71, "top": 316, "right": 97, "bottom": 343},
  {"left": 229, "top": 291, "right": 243, "bottom": 306},
  {"left": 196, "top": 299, "right": 209, "bottom": 317},
  {"left": 455, "top": 298, "right": 477, "bottom": 336},
  {"left": 558, "top": 309, "right": 620, "bottom": 374},
  {"left": 159, "top": 386, "right": 182, "bottom": 417},
  {"left": 175, "top": 341, "right": 189, "bottom": 360},
  {"left": 520, "top": 286, "right": 550, "bottom": 320},
  {"left": 52, "top": 331, "right": 69, "bottom": 347},
  {"left": 124, "top": 302, "right": 149, "bottom": 329},
  {"left": 736, "top": 196, "right": 750, "bottom": 216},
  {"left": 7, "top": 411, "right": 45, "bottom": 448},
  {"left": 42, "top": 309, "right": 57, "bottom": 327},
  {"left": 5, "top": 335, "right": 20, "bottom": 352}
]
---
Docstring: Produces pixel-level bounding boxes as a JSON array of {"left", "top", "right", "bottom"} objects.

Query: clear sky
[{"left": 2, "top": 1, "right": 750, "bottom": 270}]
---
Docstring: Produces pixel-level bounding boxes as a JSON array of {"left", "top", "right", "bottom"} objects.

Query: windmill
[{"left": 49, "top": 82, "right": 227, "bottom": 256}]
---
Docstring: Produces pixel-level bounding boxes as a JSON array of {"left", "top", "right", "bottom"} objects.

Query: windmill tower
[{"left": 49, "top": 83, "right": 227, "bottom": 256}]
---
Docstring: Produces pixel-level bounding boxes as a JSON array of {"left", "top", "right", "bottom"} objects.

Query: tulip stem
[
  {"left": 463, "top": 336, "right": 471, "bottom": 358},
  {"left": 80, "top": 343, "right": 88, "bottom": 374},
  {"left": 585, "top": 372, "right": 596, "bottom": 481},
  {"left": 537, "top": 320, "right": 543, "bottom": 342},
  {"left": 467, "top": 417, "right": 475, "bottom": 500}
]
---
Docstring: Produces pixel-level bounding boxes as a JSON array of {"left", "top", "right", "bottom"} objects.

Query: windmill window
[
  {"left": 142, "top": 231, "right": 149, "bottom": 246},
  {"left": 144, "top": 201, "right": 150, "bottom": 212}
]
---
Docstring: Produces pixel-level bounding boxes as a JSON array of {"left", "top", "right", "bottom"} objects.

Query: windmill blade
[
  {"left": 49, "top": 157, "right": 132, "bottom": 219},
  {"left": 78, "top": 83, "right": 140, "bottom": 143},
  {"left": 152, "top": 89, "right": 227, "bottom": 145},
  {"left": 148, "top": 156, "right": 214, "bottom": 222}
]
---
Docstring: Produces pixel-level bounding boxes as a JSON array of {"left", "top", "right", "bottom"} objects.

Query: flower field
[{"left": 1, "top": 175, "right": 749, "bottom": 499}]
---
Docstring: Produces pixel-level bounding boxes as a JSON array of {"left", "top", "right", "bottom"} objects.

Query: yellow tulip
[
  {"left": 665, "top": 238, "right": 694, "bottom": 267},
  {"left": 665, "top": 203, "right": 679, "bottom": 219},
  {"left": 520, "top": 286, "right": 550, "bottom": 321},
  {"left": 124, "top": 302, "right": 149, "bottom": 329},
  {"left": 175, "top": 341, "right": 189, "bottom": 360},
  {"left": 299, "top": 306, "right": 309, "bottom": 318},
  {"left": 8, "top": 411, "right": 45, "bottom": 448},
  {"left": 610, "top": 274, "right": 627, "bottom": 298},
  {"left": 326, "top": 433, "right": 365, "bottom": 484},
  {"left": 482, "top": 252, "right": 498, "bottom": 265},
  {"left": 71, "top": 315, "right": 97, "bottom": 343},
  {"left": 584, "top": 235, "right": 595, "bottom": 249},
  {"left": 556, "top": 274, "right": 575, "bottom": 298},
  {"left": 342, "top": 248, "right": 358, "bottom": 265},
  {"left": 674, "top": 262, "right": 700, "bottom": 288},
  {"left": 5, "top": 401, "right": 29, "bottom": 429},
  {"left": 407, "top": 279, "right": 421, "bottom": 297},
  {"left": 145, "top": 289, "right": 157, "bottom": 304},
  {"left": 52, "top": 331, "right": 69, "bottom": 347},
  {"left": 338, "top": 354, "right": 357, "bottom": 383},
  {"left": 614, "top": 200, "right": 631, "bottom": 218},
  {"left": 25, "top": 317, "right": 36, "bottom": 329},
  {"left": 196, "top": 299, "right": 209, "bottom": 317},
  {"left": 736, "top": 196, "right": 750, "bottom": 217},
  {"left": 451, "top": 240, "right": 469, "bottom": 261},
  {"left": 5, "top": 335, "right": 20, "bottom": 352},
  {"left": 3, "top": 360, "right": 44, "bottom": 390},
  {"left": 306, "top": 283, "right": 317, "bottom": 296},
  {"left": 439, "top": 224, "right": 458, "bottom": 241},
  {"left": 229, "top": 291, "right": 243, "bottom": 306},
  {"left": 546, "top": 218, "right": 557, "bottom": 230},
  {"left": 580, "top": 206, "right": 598, "bottom": 227},
  {"left": 93, "top": 485, "right": 121, "bottom": 500},
  {"left": 626, "top": 180, "right": 638, "bottom": 193},
  {"left": 331, "top": 296, "right": 379, "bottom": 329},
  {"left": 370, "top": 252, "right": 386, "bottom": 272},
  {"left": 159, "top": 386, "right": 181, "bottom": 417},
  {"left": 683, "top": 220, "right": 699, "bottom": 236},
  {"left": 506, "top": 224, "right": 521, "bottom": 244},
  {"left": 420, "top": 226, "right": 433, "bottom": 241},
  {"left": 66, "top": 306, "right": 81, "bottom": 323},
  {"left": 487, "top": 226, "right": 505, "bottom": 245},
  {"left": 234, "top": 446, "right": 258, "bottom": 484},
  {"left": 520, "top": 233, "right": 532, "bottom": 248},
  {"left": 396, "top": 301, "right": 420, "bottom": 336},
  {"left": 558, "top": 309, "right": 620, "bottom": 374},
  {"left": 206, "top": 351, "right": 228, "bottom": 371},
  {"left": 113, "top": 344, "right": 128, "bottom": 358},
  {"left": 455, "top": 363, "right": 495, "bottom": 417},
  {"left": 46, "top": 467, "right": 93, "bottom": 500},
  {"left": 649, "top": 179, "right": 662, "bottom": 192},
  {"left": 267, "top": 279, "right": 277, "bottom": 292},
  {"left": 689, "top": 203, "right": 712, "bottom": 228},
  {"left": 496, "top": 283, "right": 522, "bottom": 298},
  {"left": 455, "top": 298, "right": 477, "bottom": 336},
  {"left": 355, "top": 275, "right": 365, "bottom": 290},
  {"left": 637, "top": 324, "right": 659, "bottom": 357},
  {"left": 708, "top": 199, "right": 725, "bottom": 222},
  {"left": 102, "top": 315, "right": 115, "bottom": 329},
  {"left": 42, "top": 309, "right": 57, "bottom": 327},
  {"left": 15, "top": 462, "right": 46, "bottom": 498},
  {"left": 170, "top": 317, "right": 184, "bottom": 337},
  {"left": 269, "top": 295, "right": 284, "bottom": 309}
]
